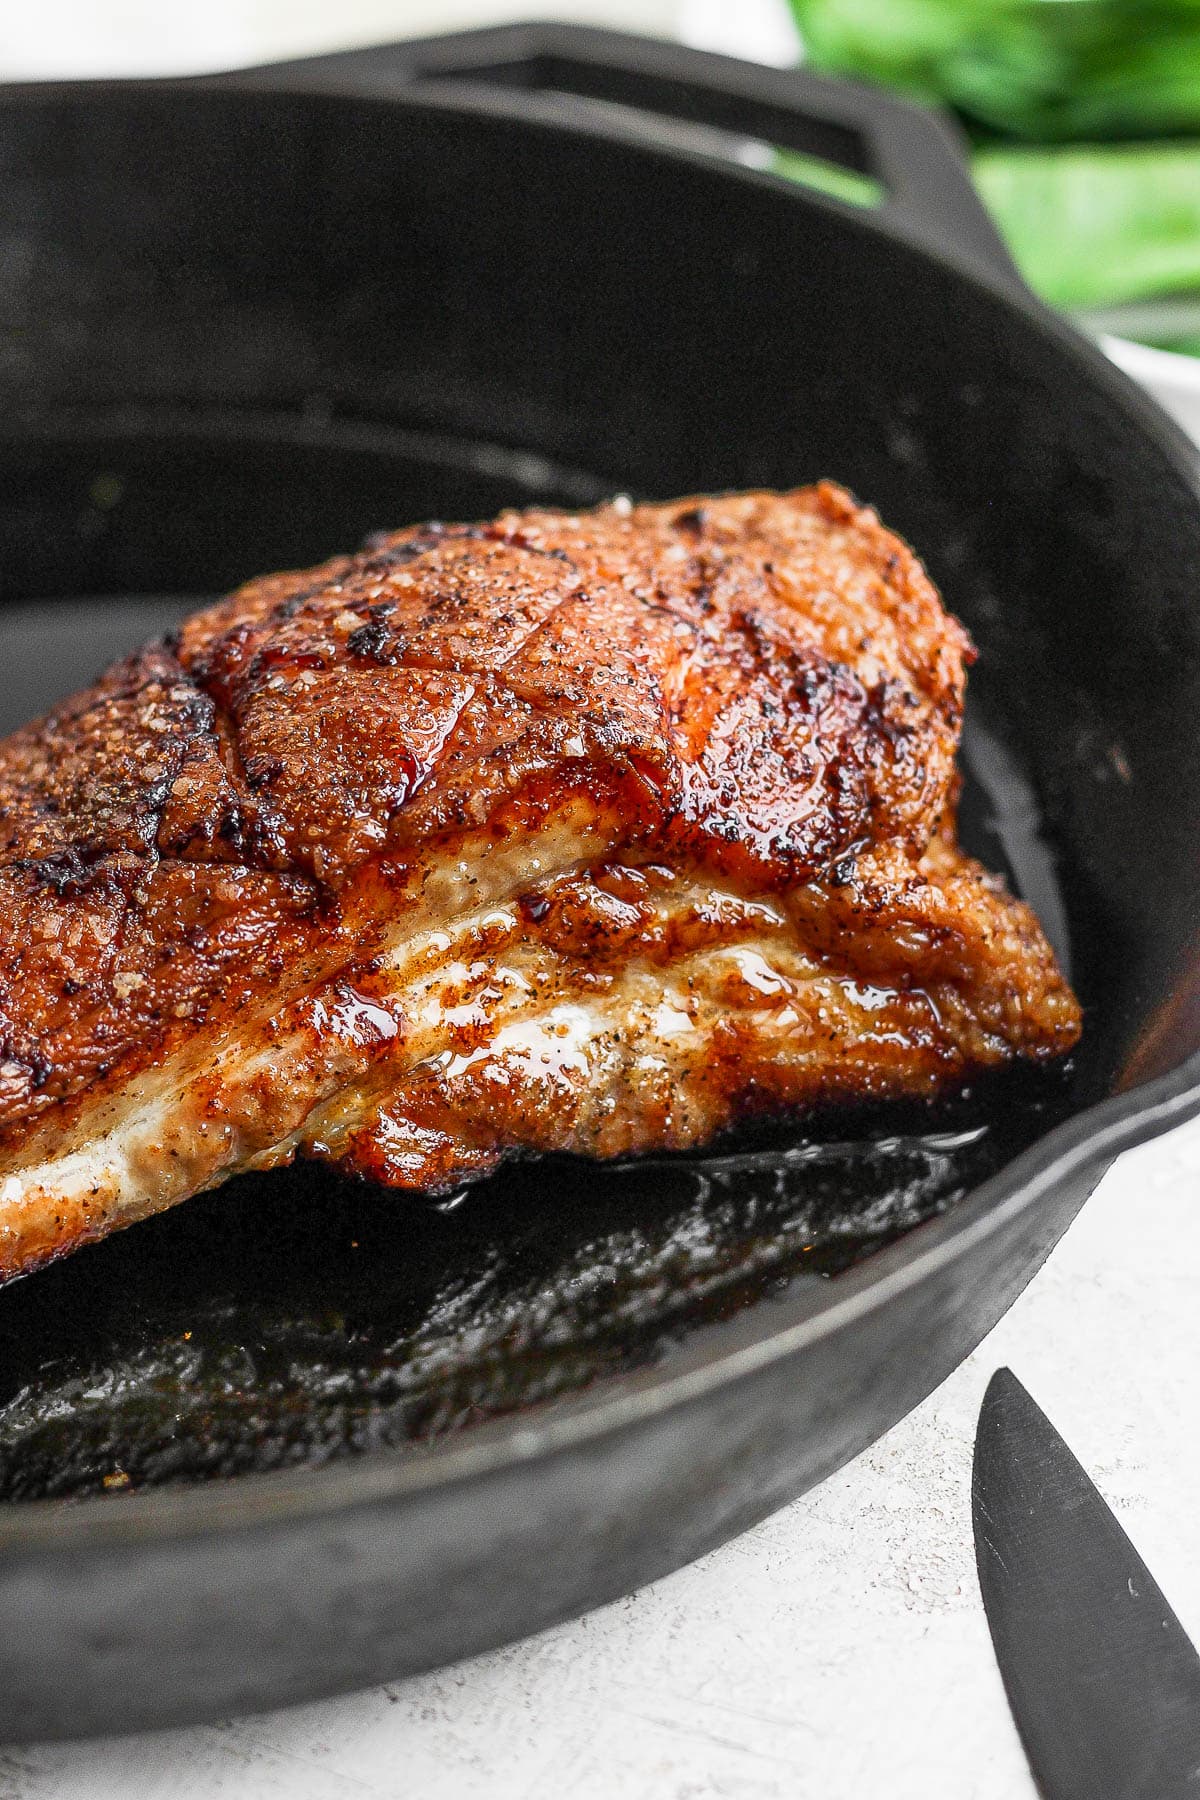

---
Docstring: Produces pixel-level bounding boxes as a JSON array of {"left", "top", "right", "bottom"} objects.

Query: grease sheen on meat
[{"left": 0, "top": 484, "right": 1080, "bottom": 1279}]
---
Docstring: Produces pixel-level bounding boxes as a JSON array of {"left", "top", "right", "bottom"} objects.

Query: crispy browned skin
[{"left": 0, "top": 484, "right": 1080, "bottom": 1279}]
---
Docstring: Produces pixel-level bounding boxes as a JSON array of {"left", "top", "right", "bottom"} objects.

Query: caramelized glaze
[{"left": 0, "top": 485, "right": 1079, "bottom": 1278}]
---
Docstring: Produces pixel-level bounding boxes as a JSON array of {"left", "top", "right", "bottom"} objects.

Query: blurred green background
[{"left": 786, "top": 0, "right": 1200, "bottom": 355}]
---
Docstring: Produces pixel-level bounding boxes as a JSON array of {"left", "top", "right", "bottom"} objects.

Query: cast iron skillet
[{"left": 0, "top": 24, "right": 1198, "bottom": 1740}]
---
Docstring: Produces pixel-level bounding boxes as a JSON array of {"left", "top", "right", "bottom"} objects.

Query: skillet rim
[{"left": 0, "top": 74, "right": 1197, "bottom": 1551}]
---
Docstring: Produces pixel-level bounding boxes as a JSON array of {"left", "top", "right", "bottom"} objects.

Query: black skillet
[{"left": 0, "top": 24, "right": 1198, "bottom": 1740}]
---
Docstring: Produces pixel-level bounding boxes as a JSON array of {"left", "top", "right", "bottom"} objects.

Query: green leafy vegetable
[
  {"left": 788, "top": 0, "right": 1200, "bottom": 141},
  {"left": 973, "top": 140, "right": 1200, "bottom": 306},
  {"left": 786, "top": 0, "right": 1200, "bottom": 355}
]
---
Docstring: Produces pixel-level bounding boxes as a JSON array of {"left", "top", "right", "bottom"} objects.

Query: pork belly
[{"left": 0, "top": 484, "right": 1080, "bottom": 1279}]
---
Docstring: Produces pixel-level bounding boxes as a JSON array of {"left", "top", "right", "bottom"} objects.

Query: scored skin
[{"left": 0, "top": 484, "right": 1080, "bottom": 1279}]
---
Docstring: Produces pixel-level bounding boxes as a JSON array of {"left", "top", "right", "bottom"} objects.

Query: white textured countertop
[{"left": 6, "top": 1118, "right": 1200, "bottom": 1800}]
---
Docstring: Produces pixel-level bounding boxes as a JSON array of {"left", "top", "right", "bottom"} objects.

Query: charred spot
[
  {"left": 789, "top": 661, "right": 827, "bottom": 707},
  {"left": 674, "top": 506, "right": 708, "bottom": 536},
  {"left": 830, "top": 848, "right": 863, "bottom": 886},
  {"left": 246, "top": 758, "right": 285, "bottom": 794},
  {"left": 864, "top": 677, "right": 922, "bottom": 748},
  {"left": 347, "top": 620, "right": 395, "bottom": 663},
  {"left": 62, "top": 978, "right": 82, "bottom": 997},
  {"left": 518, "top": 893, "right": 553, "bottom": 925},
  {"left": 730, "top": 606, "right": 785, "bottom": 670},
  {"left": 479, "top": 523, "right": 575, "bottom": 563},
  {"left": 357, "top": 525, "right": 457, "bottom": 575},
  {"left": 18, "top": 846, "right": 105, "bottom": 895},
  {"left": 179, "top": 690, "right": 217, "bottom": 733},
  {"left": 367, "top": 601, "right": 395, "bottom": 622},
  {"left": 216, "top": 808, "right": 248, "bottom": 854},
  {"left": 141, "top": 773, "right": 177, "bottom": 814}
]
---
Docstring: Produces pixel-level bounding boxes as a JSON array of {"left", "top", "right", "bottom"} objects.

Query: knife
[{"left": 973, "top": 1368, "right": 1200, "bottom": 1800}]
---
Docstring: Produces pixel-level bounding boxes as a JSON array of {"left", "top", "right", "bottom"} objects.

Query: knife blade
[{"left": 973, "top": 1368, "right": 1200, "bottom": 1800}]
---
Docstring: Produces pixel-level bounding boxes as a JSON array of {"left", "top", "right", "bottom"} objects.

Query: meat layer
[{"left": 0, "top": 485, "right": 1080, "bottom": 1279}]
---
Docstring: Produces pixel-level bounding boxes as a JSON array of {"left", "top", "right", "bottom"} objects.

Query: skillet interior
[
  {"left": 0, "top": 439, "right": 1077, "bottom": 1501},
  {"left": 0, "top": 64, "right": 1198, "bottom": 1732},
  {"left": 0, "top": 82, "right": 1196, "bottom": 1490}
]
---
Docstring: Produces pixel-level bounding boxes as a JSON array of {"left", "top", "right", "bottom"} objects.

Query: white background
[
  {"left": 2, "top": 4, "right": 1198, "bottom": 1796},
  {"left": 0, "top": 0, "right": 795, "bottom": 80}
]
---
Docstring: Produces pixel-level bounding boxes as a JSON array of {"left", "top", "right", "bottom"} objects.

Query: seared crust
[
  {"left": 0, "top": 485, "right": 1079, "bottom": 1279},
  {"left": 177, "top": 482, "right": 969, "bottom": 881}
]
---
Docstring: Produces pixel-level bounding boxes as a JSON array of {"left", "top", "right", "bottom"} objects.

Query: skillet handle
[{"left": 223, "top": 21, "right": 1025, "bottom": 295}]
